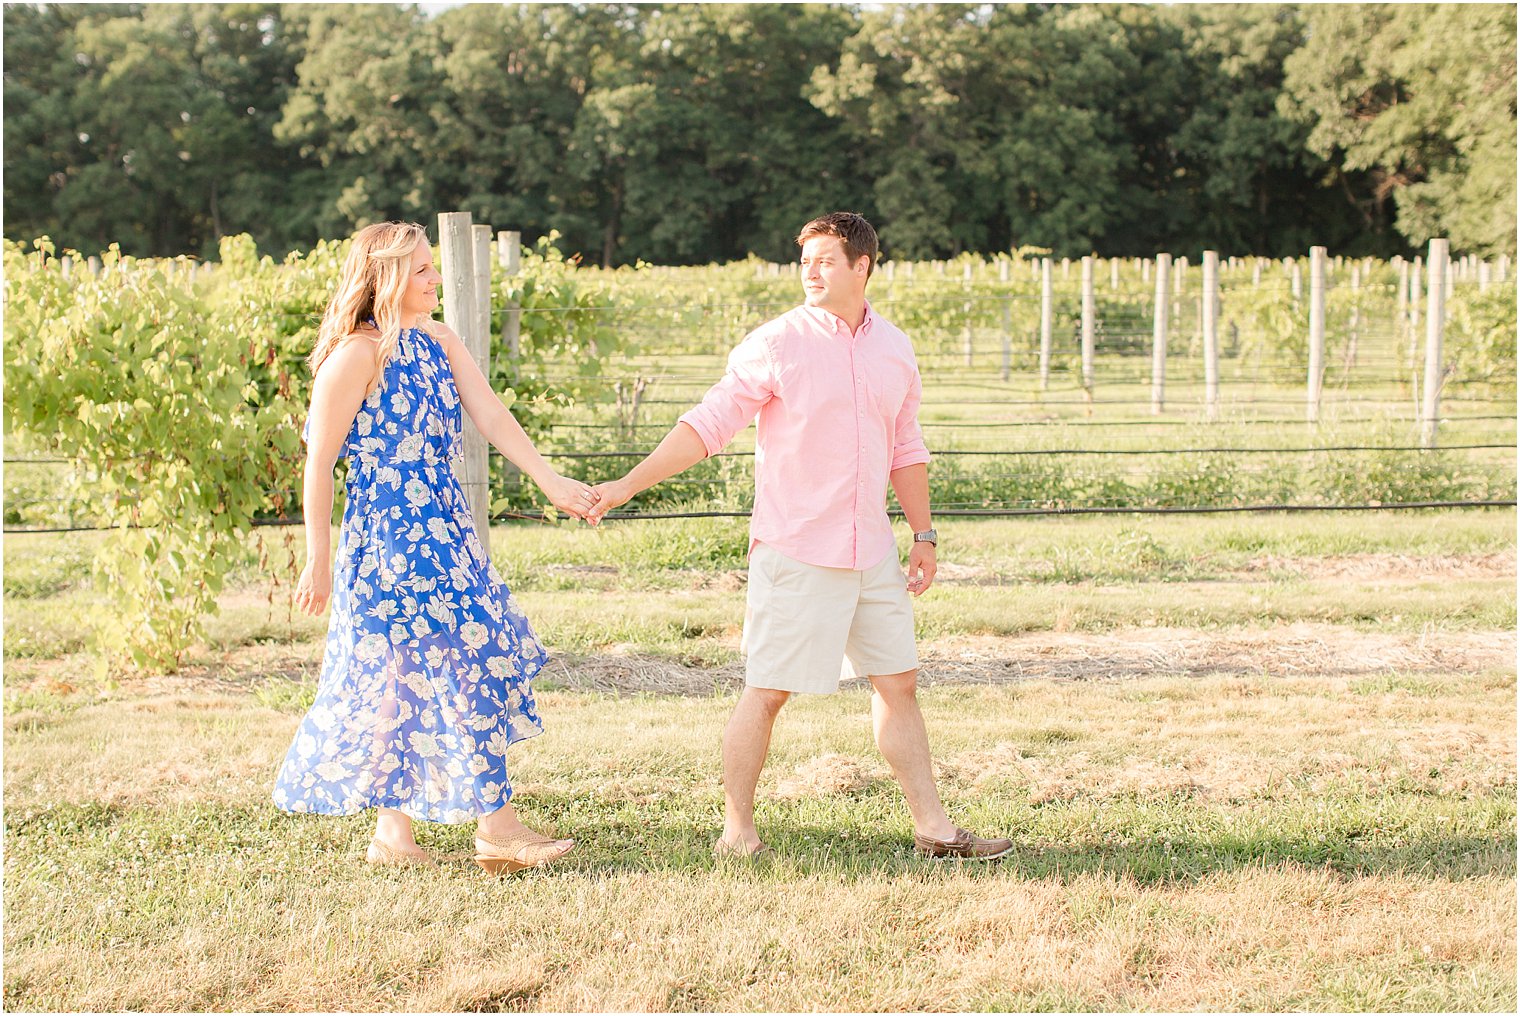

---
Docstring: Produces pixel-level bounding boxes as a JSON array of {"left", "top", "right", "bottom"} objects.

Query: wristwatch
[{"left": 913, "top": 528, "right": 938, "bottom": 546}]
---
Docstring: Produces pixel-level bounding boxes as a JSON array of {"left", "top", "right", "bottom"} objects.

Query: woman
[{"left": 272, "top": 221, "right": 597, "bottom": 872}]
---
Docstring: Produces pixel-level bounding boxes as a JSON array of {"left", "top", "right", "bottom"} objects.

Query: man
[{"left": 587, "top": 212, "right": 1011, "bottom": 861}]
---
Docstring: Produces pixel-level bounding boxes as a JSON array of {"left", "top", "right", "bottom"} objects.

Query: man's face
[{"left": 799, "top": 235, "right": 868, "bottom": 313}]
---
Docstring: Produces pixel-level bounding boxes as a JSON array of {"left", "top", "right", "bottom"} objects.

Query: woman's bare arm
[
  {"left": 294, "top": 337, "right": 377, "bottom": 614},
  {"left": 426, "top": 321, "right": 596, "bottom": 518}
]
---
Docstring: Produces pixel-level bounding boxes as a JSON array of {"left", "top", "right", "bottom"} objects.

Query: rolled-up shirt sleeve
[
  {"left": 677, "top": 331, "right": 777, "bottom": 457},
  {"left": 889, "top": 366, "right": 931, "bottom": 471}
]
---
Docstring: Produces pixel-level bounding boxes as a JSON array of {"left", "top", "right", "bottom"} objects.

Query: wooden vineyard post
[
  {"left": 1344, "top": 263, "right": 1361, "bottom": 375},
  {"left": 1202, "top": 250, "right": 1219, "bottom": 419},
  {"left": 1306, "top": 246, "right": 1326, "bottom": 423},
  {"left": 497, "top": 230, "right": 522, "bottom": 368},
  {"left": 1422, "top": 239, "right": 1449, "bottom": 448},
  {"left": 1000, "top": 300, "right": 1012, "bottom": 383},
  {"left": 1397, "top": 257, "right": 1409, "bottom": 341},
  {"left": 1152, "top": 253, "right": 1171, "bottom": 415},
  {"left": 1408, "top": 257, "right": 1423, "bottom": 366},
  {"left": 1039, "top": 257, "right": 1053, "bottom": 390},
  {"left": 962, "top": 299, "right": 974, "bottom": 368},
  {"left": 1080, "top": 255, "right": 1096, "bottom": 403},
  {"left": 439, "top": 211, "right": 492, "bottom": 557}
]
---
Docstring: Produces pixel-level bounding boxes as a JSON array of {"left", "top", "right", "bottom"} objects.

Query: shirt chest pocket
[{"left": 870, "top": 366, "right": 911, "bottom": 420}]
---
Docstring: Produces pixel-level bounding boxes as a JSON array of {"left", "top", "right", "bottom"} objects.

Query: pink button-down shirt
[{"left": 678, "top": 301, "right": 930, "bottom": 571}]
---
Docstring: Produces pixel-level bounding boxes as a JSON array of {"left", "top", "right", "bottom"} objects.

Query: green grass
[
  {"left": 2, "top": 510, "right": 1514, "bottom": 1009},
  {"left": 5, "top": 512, "right": 1513, "bottom": 666},
  {"left": 3, "top": 675, "right": 1514, "bottom": 1011}
]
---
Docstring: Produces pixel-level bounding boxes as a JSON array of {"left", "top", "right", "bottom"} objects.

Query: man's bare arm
[
  {"left": 890, "top": 462, "right": 937, "bottom": 596},
  {"left": 585, "top": 422, "right": 709, "bottom": 525}
]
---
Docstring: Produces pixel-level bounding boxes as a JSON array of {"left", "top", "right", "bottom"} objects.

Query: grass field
[{"left": 3, "top": 510, "right": 1515, "bottom": 1011}]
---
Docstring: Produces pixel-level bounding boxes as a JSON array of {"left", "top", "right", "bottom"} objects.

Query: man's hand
[
  {"left": 586, "top": 478, "right": 635, "bottom": 526},
  {"left": 905, "top": 542, "right": 937, "bottom": 597}
]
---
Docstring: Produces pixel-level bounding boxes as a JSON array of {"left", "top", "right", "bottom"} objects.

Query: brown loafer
[{"left": 914, "top": 827, "right": 1013, "bottom": 860}]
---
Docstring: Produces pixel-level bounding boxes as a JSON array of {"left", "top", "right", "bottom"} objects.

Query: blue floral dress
[{"left": 272, "top": 325, "right": 546, "bottom": 824}]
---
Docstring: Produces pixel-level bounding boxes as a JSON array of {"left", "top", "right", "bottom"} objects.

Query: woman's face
[{"left": 399, "top": 239, "right": 443, "bottom": 320}]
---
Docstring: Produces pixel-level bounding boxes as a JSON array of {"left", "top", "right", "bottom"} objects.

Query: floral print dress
[{"left": 272, "top": 325, "right": 545, "bottom": 823}]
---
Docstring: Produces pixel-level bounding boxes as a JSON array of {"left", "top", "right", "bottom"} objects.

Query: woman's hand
[
  {"left": 585, "top": 478, "right": 634, "bottom": 526},
  {"left": 294, "top": 559, "right": 332, "bottom": 615},
  {"left": 538, "top": 472, "right": 600, "bottom": 521}
]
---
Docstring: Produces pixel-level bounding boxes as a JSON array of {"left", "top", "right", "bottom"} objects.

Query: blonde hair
[{"left": 309, "top": 221, "right": 429, "bottom": 383}]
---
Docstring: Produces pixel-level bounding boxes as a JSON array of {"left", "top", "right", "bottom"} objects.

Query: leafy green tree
[
  {"left": 274, "top": 4, "right": 444, "bottom": 235},
  {"left": 3, "top": 4, "right": 132, "bottom": 252},
  {"left": 3, "top": 4, "right": 303, "bottom": 258},
  {"left": 427, "top": 3, "right": 619, "bottom": 253},
  {"left": 1161, "top": 4, "right": 1376, "bottom": 256},
  {"left": 809, "top": 3, "right": 999, "bottom": 258},
  {"left": 6, "top": 2, "right": 1514, "bottom": 261},
  {"left": 1280, "top": 3, "right": 1517, "bottom": 256},
  {"left": 567, "top": 3, "right": 857, "bottom": 265}
]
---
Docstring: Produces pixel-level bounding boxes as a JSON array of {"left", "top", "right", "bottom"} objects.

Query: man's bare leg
[
  {"left": 716, "top": 686, "right": 791, "bottom": 854},
  {"left": 870, "top": 670, "right": 957, "bottom": 840}
]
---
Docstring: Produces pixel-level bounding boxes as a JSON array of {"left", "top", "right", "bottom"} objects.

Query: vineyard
[
  {"left": 3, "top": 233, "right": 1516, "bottom": 667},
  {"left": 3, "top": 233, "right": 1516, "bottom": 1011}
]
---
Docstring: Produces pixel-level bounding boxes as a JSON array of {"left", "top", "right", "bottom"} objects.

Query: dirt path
[
  {"left": 537, "top": 624, "right": 1515, "bottom": 697},
  {"left": 930, "top": 551, "right": 1517, "bottom": 585},
  {"left": 22, "top": 622, "right": 1510, "bottom": 701}
]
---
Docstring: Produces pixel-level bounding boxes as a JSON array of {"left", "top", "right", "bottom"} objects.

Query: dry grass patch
[
  {"left": 4, "top": 524, "right": 1514, "bottom": 1011},
  {"left": 775, "top": 753, "right": 888, "bottom": 799},
  {"left": 31, "top": 620, "right": 1512, "bottom": 703},
  {"left": 3, "top": 862, "right": 1511, "bottom": 1011},
  {"left": 1241, "top": 551, "right": 1516, "bottom": 581}
]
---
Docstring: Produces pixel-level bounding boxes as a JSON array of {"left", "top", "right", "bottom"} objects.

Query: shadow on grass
[
  {"left": 558, "top": 814, "right": 1518, "bottom": 885},
  {"left": 5, "top": 798, "right": 1513, "bottom": 888}
]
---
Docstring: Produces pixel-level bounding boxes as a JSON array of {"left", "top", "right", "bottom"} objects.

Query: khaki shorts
[{"left": 741, "top": 542, "right": 920, "bottom": 695}]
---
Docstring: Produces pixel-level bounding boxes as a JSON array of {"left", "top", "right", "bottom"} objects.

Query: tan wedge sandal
[
  {"left": 366, "top": 838, "right": 438, "bottom": 869},
  {"left": 473, "top": 831, "right": 575, "bottom": 874}
]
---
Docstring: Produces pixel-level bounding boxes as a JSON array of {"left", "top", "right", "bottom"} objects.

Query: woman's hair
[{"left": 309, "top": 221, "right": 429, "bottom": 381}]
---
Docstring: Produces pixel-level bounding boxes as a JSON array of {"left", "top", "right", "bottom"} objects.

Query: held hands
[
  {"left": 538, "top": 472, "right": 601, "bottom": 521},
  {"left": 585, "top": 479, "right": 634, "bottom": 526},
  {"left": 530, "top": 471, "right": 630, "bottom": 526},
  {"left": 905, "top": 541, "right": 937, "bottom": 597},
  {"left": 295, "top": 560, "right": 331, "bottom": 615}
]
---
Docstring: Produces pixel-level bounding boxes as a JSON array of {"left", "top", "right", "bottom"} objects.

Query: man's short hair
[{"left": 796, "top": 212, "right": 879, "bottom": 278}]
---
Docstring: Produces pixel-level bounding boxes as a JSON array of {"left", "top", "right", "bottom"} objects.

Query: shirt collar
[{"left": 803, "top": 299, "right": 874, "bottom": 336}]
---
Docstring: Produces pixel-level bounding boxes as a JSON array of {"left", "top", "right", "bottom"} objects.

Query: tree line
[{"left": 4, "top": 3, "right": 1514, "bottom": 266}]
